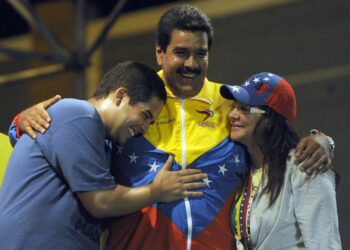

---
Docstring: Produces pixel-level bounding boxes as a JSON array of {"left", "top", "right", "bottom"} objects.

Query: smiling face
[
  {"left": 156, "top": 29, "right": 209, "bottom": 98},
  {"left": 228, "top": 101, "right": 263, "bottom": 147},
  {"left": 109, "top": 95, "right": 163, "bottom": 145}
]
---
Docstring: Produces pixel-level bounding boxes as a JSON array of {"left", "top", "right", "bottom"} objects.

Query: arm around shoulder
[{"left": 7, "top": 95, "right": 61, "bottom": 144}]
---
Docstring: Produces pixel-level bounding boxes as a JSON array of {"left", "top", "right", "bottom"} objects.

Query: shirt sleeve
[
  {"left": 291, "top": 167, "right": 342, "bottom": 249},
  {"left": 38, "top": 116, "right": 116, "bottom": 193},
  {"left": 8, "top": 113, "right": 21, "bottom": 147}
]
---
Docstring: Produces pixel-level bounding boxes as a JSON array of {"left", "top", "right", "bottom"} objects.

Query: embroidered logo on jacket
[{"left": 196, "top": 109, "right": 216, "bottom": 128}]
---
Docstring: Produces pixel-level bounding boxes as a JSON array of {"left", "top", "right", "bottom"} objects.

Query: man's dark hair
[
  {"left": 156, "top": 5, "right": 214, "bottom": 52},
  {"left": 92, "top": 61, "right": 167, "bottom": 105}
]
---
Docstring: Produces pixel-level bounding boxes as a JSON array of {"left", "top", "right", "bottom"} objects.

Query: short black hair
[
  {"left": 92, "top": 61, "right": 166, "bottom": 104},
  {"left": 156, "top": 5, "right": 214, "bottom": 52}
]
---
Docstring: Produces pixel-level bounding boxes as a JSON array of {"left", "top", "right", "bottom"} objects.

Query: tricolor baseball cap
[{"left": 220, "top": 72, "right": 297, "bottom": 122}]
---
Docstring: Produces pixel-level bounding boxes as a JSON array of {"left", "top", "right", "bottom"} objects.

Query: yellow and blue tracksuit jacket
[
  {"left": 7, "top": 72, "right": 248, "bottom": 249},
  {"left": 108, "top": 72, "right": 247, "bottom": 250}
]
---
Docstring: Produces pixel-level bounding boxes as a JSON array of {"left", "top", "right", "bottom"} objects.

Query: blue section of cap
[
  {"left": 220, "top": 84, "right": 250, "bottom": 104},
  {"left": 238, "top": 72, "right": 283, "bottom": 106}
]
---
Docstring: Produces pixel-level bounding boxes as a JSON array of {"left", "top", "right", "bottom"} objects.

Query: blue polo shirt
[{"left": 0, "top": 99, "right": 116, "bottom": 250}]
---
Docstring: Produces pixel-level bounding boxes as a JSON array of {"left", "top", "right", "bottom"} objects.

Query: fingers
[
  {"left": 296, "top": 133, "right": 334, "bottom": 175},
  {"left": 294, "top": 137, "right": 319, "bottom": 165},
  {"left": 162, "top": 155, "right": 173, "bottom": 171},
  {"left": 16, "top": 96, "right": 60, "bottom": 139},
  {"left": 298, "top": 146, "right": 323, "bottom": 171},
  {"left": 23, "top": 125, "right": 37, "bottom": 140},
  {"left": 300, "top": 153, "right": 327, "bottom": 175},
  {"left": 30, "top": 119, "right": 48, "bottom": 134},
  {"left": 181, "top": 173, "right": 208, "bottom": 183},
  {"left": 178, "top": 168, "right": 203, "bottom": 176},
  {"left": 19, "top": 99, "right": 55, "bottom": 135},
  {"left": 43, "top": 95, "right": 61, "bottom": 110},
  {"left": 22, "top": 118, "right": 47, "bottom": 139},
  {"left": 173, "top": 172, "right": 208, "bottom": 199},
  {"left": 155, "top": 158, "right": 211, "bottom": 201},
  {"left": 183, "top": 181, "right": 207, "bottom": 190},
  {"left": 315, "top": 155, "right": 333, "bottom": 174},
  {"left": 181, "top": 191, "right": 204, "bottom": 198},
  {"left": 37, "top": 95, "right": 60, "bottom": 123},
  {"left": 294, "top": 137, "right": 308, "bottom": 159},
  {"left": 171, "top": 184, "right": 206, "bottom": 199},
  {"left": 323, "top": 158, "right": 334, "bottom": 173},
  {"left": 298, "top": 148, "right": 333, "bottom": 176},
  {"left": 21, "top": 110, "right": 49, "bottom": 135},
  {"left": 180, "top": 180, "right": 208, "bottom": 198},
  {"left": 32, "top": 110, "right": 51, "bottom": 129},
  {"left": 36, "top": 106, "right": 53, "bottom": 124}
]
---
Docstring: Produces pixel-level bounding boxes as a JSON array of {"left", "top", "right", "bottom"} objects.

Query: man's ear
[
  {"left": 114, "top": 87, "right": 128, "bottom": 106},
  {"left": 155, "top": 45, "right": 164, "bottom": 67}
]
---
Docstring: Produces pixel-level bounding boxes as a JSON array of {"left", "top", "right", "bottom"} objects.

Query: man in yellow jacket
[{"left": 0, "top": 133, "right": 12, "bottom": 186}]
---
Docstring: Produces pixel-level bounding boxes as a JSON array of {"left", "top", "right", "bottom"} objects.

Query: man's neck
[{"left": 88, "top": 97, "right": 110, "bottom": 137}]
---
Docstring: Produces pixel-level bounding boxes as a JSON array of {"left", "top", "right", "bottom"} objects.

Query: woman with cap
[{"left": 220, "top": 72, "right": 341, "bottom": 250}]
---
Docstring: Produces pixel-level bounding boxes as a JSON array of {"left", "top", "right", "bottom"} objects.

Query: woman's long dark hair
[{"left": 253, "top": 107, "right": 300, "bottom": 206}]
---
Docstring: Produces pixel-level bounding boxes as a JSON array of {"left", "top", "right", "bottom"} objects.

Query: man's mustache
[{"left": 177, "top": 67, "right": 201, "bottom": 76}]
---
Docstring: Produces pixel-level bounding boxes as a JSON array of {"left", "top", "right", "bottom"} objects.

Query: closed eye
[
  {"left": 197, "top": 50, "right": 208, "bottom": 58},
  {"left": 142, "top": 110, "right": 154, "bottom": 121}
]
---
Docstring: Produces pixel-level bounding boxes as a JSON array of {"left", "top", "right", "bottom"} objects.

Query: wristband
[
  {"left": 310, "top": 129, "right": 335, "bottom": 153},
  {"left": 13, "top": 113, "right": 22, "bottom": 138},
  {"left": 327, "top": 136, "right": 335, "bottom": 152}
]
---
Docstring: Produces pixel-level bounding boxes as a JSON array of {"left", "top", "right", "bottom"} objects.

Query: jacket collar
[{"left": 158, "top": 70, "right": 214, "bottom": 104}]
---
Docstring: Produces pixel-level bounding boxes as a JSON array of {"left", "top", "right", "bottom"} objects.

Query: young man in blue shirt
[{"left": 0, "top": 61, "right": 207, "bottom": 249}]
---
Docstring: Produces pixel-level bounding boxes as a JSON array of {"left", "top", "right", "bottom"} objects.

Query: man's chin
[{"left": 178, "top": 87, "right": 201, "bottom": 98}]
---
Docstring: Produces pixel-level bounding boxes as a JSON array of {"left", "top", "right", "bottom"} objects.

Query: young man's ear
[
  {"left": 114, "top": 87, "right": 128, "bottom": 106},
  {"left": 155, "top": 45, "right": 164, "bottom": 67}
]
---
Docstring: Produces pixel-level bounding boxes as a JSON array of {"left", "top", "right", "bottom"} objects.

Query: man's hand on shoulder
[
  {"left": 294, "top": 130, "right": 334, "bottom": 174},
  {"left": 19, "top": 95, "right": 61, "bottom": 139}
]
